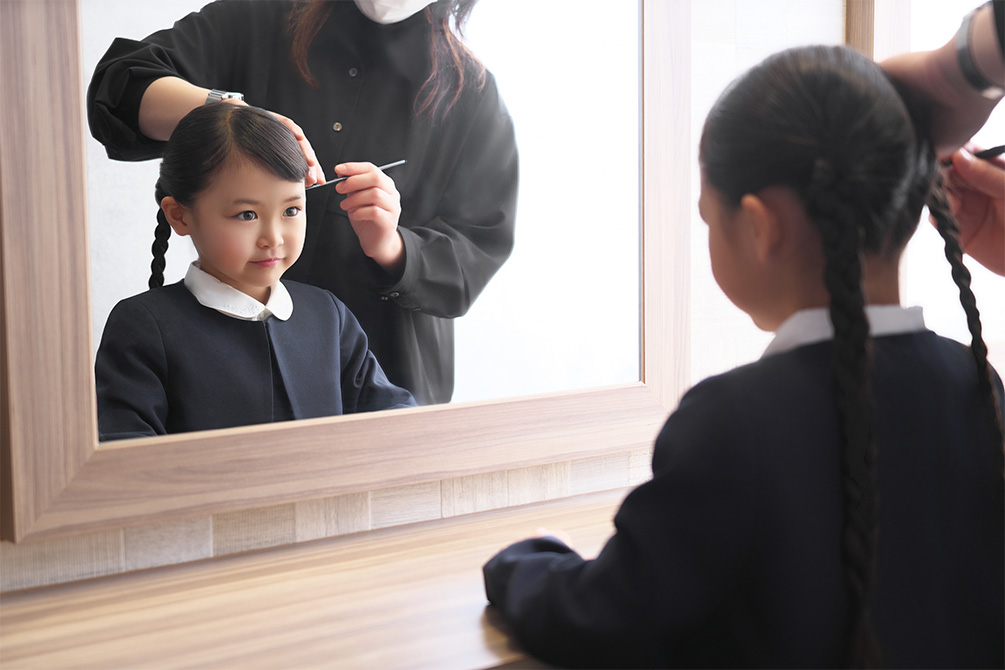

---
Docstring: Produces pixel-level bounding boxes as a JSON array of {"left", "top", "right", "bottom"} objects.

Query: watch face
[{"left": 207, "top": 90, "right": 244, "bottom": 104}]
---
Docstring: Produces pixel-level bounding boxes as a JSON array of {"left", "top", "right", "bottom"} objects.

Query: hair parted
[
  {"left": 699, "top": 44, "right": 1003, "bottom": 668},
  {"left": 149, "top": 104, "right": 309, "bottom": 289}
]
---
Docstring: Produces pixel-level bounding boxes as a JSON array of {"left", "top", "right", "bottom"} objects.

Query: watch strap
[{"left": 956, "top": 7, "right": 1005, "bottom": 99}]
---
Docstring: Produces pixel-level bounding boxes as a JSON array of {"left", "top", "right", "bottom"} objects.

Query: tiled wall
[{"left": 0, "top": 448, "right": 653, "bottom": 592}]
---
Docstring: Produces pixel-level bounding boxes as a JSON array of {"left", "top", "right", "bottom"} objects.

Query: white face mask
[{"left": 353, "top": 0, "right": 436, "bottom": 24}]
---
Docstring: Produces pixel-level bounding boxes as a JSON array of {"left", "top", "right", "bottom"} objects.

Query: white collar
[
  {"left": 183, "top": 262, "right": 293, "bottom": 322},
  {"left": 762, "top": 305, "right": 926, "bottom": 359}
]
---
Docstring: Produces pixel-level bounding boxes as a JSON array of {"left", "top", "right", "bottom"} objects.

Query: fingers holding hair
[
  {"left": 937, "top": 145, "right": 1005, "bottom": 275},
  {"left": 269, "top": 111, "right": 325, "bottom": 187}
]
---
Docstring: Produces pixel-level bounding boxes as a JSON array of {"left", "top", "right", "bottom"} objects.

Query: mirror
[
  {"left": 1, "top": 0, "right": 687, "bottom": 542},
  {"left": 82, "top": 0, "right": 642, "bottom": 414}
]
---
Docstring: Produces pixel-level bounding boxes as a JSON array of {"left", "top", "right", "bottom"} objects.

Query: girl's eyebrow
[{"left": 231, "top": 195, "right": 305, "bottom": 206}]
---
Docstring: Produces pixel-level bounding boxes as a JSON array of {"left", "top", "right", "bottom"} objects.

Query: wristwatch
[
  {"left": 956, "top": 6, "right": 1005, "bottom": 100},
  {"left": 205, "top": 89, "right": 245, "bottom": 105}
]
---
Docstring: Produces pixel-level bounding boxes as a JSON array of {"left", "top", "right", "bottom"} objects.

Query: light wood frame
[{"left": 0, "top": 0, "right": 691, "bottom": 542}]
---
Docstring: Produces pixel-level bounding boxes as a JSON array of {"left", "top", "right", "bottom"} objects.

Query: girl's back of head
[
  {"left": 700, "top": 44, "right": 1002, "bottom": 667},
  {"left": 150, "top": 104, "right": 309, "bottom": 288}
]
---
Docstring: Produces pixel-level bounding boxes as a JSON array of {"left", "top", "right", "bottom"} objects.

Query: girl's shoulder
[{"left": 110, "top": 281, "right": 193, "bottom": 312}]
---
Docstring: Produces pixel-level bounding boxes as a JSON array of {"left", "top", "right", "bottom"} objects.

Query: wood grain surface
[{"left": 0, "top": 489, "right": 630, "bottom": 669}]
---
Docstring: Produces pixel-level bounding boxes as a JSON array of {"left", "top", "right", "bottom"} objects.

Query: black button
[{"left": 349, "top": 67, "right": 359, "bottom": 78}]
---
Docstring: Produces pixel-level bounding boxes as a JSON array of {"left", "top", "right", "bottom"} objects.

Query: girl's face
[
  {"left": 166, "top": 159, "right": 306, "bottom": 303},
  {"left": 698, "top": 176, "right": 757, "bottom": 318},
  {"left": 698, "top": 173, "right": 833, "bottom": 332}
]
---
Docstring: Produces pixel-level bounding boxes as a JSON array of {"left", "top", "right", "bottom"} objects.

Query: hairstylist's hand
[
  {"left": 881, "top": 2, "right": 1002, "bottom": 158},
  {"left": 335, "top": 162, "right": 404, "bottom": 275},
  {"left": 939, "top": 144, "right": 1005, "bottom": 275},
  {"left": 881, "top": 50, "right": 1000, "bottom": 158},
  {"left": 269, "top": 111, "right": 326, "bottom": 187}
]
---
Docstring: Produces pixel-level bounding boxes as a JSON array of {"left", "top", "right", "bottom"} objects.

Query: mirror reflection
[{"left": 83, "top": 0, "right": 641, "bottom": 442}]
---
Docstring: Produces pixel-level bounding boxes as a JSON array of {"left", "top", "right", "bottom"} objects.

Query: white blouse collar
[
  {"left": 762, "top": 305, "right": 926, "bottom": 359},
  {"left": 183, "top": 262, "right": 293, "bottom": 322}
]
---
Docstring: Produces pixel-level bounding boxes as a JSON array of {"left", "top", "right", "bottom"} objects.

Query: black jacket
[
  {"left": 95, "top": 281, "right": 415, "bottom": 441},
  {"left": 484, "top": 332, "right": 1005, "bottom": 668},
  {"left": 87, "top": 0, "right": 519, "bottom": 404}
]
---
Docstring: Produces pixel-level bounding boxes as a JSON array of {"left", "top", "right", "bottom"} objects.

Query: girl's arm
[
  {"left": 483, "top": 378, "right": 759, "bottom": 668},
  {"left": 94, "top": 299, "right": 170, "bottom": 441},
  {"left": 334, "top": 295, "right": 417, "bottom": 412}
]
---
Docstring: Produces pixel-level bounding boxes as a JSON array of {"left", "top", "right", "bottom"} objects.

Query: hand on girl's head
[{"left": 269, "top": 110, "right": 325, "bottom": 187}]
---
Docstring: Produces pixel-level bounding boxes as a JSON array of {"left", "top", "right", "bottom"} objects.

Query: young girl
[
  {"left": 483, "top": 46, "right": 1004, "bottom": 668},
  {"left": 95, "top": 104, "right": 415, "bottom": 441}
]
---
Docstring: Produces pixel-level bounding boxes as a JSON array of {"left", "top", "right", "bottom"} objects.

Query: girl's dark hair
[
  {"left": 287, "top": 0, "right": 486, "bottom": 119},
  {"left": 150, "top": 104, "right": 309, "bottom": 288},
  {"left": 699, "top": 45, "right": 1003, "bottom": 667}
]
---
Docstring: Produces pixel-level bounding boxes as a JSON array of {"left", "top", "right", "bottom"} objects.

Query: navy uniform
[
  {"left": 484, "top": 308, "right": 1004, "bottom": 668},
  {"left": 96, "top": 268, "right": 415, "bottom": 441}
]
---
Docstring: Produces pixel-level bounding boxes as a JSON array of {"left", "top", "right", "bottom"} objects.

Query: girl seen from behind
[
  {"left": 483, "top": 45, "right": 1004, "bottom": 668},
  {"left": 95, "top": 104, "right": 415, "bottom": 441}
]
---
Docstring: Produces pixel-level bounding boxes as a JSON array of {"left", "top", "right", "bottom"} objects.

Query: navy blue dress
[
  {"left": 484, "top": 332, "right": 1004, "bottom": 668},
  {"left": 95, "top": 280, "right": 415, "bottom": 441}
]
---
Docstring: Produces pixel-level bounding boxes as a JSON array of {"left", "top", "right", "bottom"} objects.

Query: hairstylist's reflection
[{"left": 88, "top": 0, "right": 518, "bottom": 406}]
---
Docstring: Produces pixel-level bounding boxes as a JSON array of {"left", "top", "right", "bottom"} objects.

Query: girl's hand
[
  {"left": 530, "top": 527, "right": 576, "bottom": 549},
  {"left": 269, "top": 111, "right": 326, "bottom": 187},
  {"left": 939, "top": 145, "right": 1005, "bottom": 276},
  {"left": 334, "top": 162, "right": 404, "bottom": 274}
]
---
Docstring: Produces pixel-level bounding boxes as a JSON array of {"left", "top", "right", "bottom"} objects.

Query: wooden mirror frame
[
  {"left": 0, "top": 0, "right": 690, "bottom": 542},
  {"left": 1, "top": 0, "right": 871, "bottom": 543}
]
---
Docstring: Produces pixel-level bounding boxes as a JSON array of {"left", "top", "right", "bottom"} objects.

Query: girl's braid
[
  {"left": 808, "top": 159, "right": 882, "bottom": 668},
  {"left": 149, "top": 205, "right": 171, "bottom": 290},
  {"left": 928, "top": 173, "right": 1005, "bottom": 461}
]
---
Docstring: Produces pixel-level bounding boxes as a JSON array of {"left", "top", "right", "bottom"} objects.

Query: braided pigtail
[
  {"left": 806, "top": 162, "right": 882, "bottom": 668},
  {"left": 149, "top": 197, "right": 171, "bottom": 289},
  {"left": 927, "top": 175, "right": 1005, "bottom": 460}
]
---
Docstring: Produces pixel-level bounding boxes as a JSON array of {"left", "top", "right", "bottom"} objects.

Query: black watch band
[{"left": 956, "top": 7, "right": 1005, "bottom": 99}]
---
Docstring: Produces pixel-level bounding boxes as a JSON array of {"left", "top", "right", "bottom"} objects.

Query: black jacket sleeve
[
  {"left": 331, "top": 293, "right": 417, "bottom": 412},
  {"left": 86, "top": 0, "right": 274, "bottom": 161},
  {"left": 388, "top": 75, "right": 518, "bottom": 318},
  {"left": 94, "top": 298, "right": 170, "bottom": 440},
  {"left": 482, "top": 378, "right": 759, "bottom": 668}
]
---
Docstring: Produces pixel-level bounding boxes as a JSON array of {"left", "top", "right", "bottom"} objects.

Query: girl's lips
[{"left": 251, "top": 258, "right": 281, "bottom": 268}]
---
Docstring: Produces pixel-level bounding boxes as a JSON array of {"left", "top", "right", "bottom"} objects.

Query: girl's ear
[
  {"left": 160, "top": 197, "right": 191, "bottom": 237},
  {"left": 738, "top": 192, "right": 782, "bottom": 263}
]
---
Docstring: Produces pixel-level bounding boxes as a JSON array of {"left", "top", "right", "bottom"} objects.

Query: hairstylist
[{"left": 87, "top": 0, "right": 519, "bottom": 405}]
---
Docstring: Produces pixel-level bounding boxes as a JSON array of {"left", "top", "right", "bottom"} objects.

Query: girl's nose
[{"left": 259, "top": 219, "right": 283, "bottom": 248}]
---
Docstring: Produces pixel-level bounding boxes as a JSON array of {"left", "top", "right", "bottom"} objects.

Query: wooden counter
[{"left": 0, "top": 488, "right": 629, "bottom": 669}]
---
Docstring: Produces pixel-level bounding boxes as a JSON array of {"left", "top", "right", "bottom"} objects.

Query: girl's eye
[
  {"left": 284, "top": 206, "right": 302, "bottom": 217},
  {"left": 236, "top": 211, "right": 257, "bottom": 222}
]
